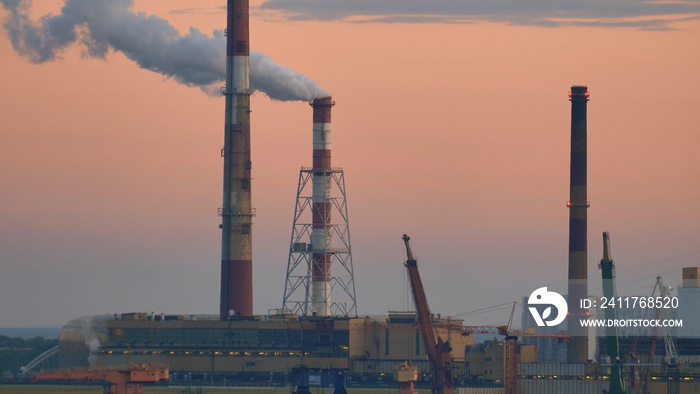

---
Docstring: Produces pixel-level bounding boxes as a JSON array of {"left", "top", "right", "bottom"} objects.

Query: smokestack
[
  {"left": 566, "top": 85, "right": 590, "bottom": 362},
  {"left": 220, "top": 0, "right": 253, "bottom": 319},
  {"left": 282, "top": 97, "right": 357, "bottom": 318},
  {"left": 310, "top": 97, "right": 335, "bottom": 316}
]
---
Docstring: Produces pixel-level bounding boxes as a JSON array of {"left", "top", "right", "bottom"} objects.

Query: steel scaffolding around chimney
[{"left": 282, "top": 166, "right": 357, "bottom": 317}]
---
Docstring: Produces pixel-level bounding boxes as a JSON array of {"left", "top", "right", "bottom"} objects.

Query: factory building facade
[
  {"left": 59, "top": 312, "right": 472, "bottom": 381},
  {"left": 465, "top": 340, "right": 537, "bottom": 384},
  {"left": 677, "top": 267, "right": 700, "bottom": 339}
]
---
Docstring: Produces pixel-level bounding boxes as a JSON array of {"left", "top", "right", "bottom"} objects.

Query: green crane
[{"left": 599, "top": 231, "right": 627, "bottom": 394}]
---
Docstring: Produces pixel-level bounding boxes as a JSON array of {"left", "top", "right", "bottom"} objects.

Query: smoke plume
[
  {"left": 251, "top": 52, "right": 329, "bottom": 102},
  {"left": 87, "top": 338, "right": 100, "bottom": 367},
  {"left": 1, "top": 0, "right": 328, "bottom": 101}
]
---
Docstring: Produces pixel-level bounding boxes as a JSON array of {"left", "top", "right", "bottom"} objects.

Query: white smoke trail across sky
[{"left": 1, "top": 0, "right": 329, "bottom": 101}]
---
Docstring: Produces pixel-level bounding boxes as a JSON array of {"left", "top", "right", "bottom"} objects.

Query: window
[
  {"left": 415, "top": 331, "right": 420, "bottom": 356},
  {"left": 385, "top": 330, "right": 389, "bottom": 355}
]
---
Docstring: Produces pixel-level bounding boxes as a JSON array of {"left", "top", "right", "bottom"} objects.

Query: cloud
[
  {"left": 258, "top": 0, "right": 700, "bottom": 29},
  {"left": 167, "top": 7, "right": 225, "bottom": 16}
]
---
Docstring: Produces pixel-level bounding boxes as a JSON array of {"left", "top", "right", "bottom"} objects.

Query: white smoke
[
  {"left": 87, "top": 338, "right": 100, "bottom": 367},
  {"left": 1, "top": 0, "right": 328, "bottom": 101},
  {"left": 250, "top": 52, "right": 329, "bottom": 101}
]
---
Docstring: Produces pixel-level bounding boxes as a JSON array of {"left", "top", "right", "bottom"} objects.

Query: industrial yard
[
  {"left": 0, "top": 386, "right": 410, "bottom": 393},
  {"left": 0, "top": 386, "right": 435, "bottom": 394}
]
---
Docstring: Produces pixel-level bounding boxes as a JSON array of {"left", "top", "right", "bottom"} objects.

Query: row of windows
[
  {"left": 100, "top": 349, "right": 346, "bottom": 358},
  {"left": 110, "top": 328, "right": 256, "bottom": 343},
  {"left": 109, "top": 328, "right": 345, "bottom": 347}
]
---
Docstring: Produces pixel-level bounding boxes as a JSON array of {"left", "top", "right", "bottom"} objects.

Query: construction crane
[
  {"left": 598, "top": 231, "right": 628, "bottom": 394},
  {"left": 628, "top": 276, "right": 683, "bottom": 394},
  {"left": 503, "top": 302, "right": 519, "bottom": 394},
  {"left": 655, "top": 276, "right": 679, "bottom": 365},
  {"left": 32, "top": 362, "right": 169, "bottom": 394},
  {"left": 653, "top": 275, "right": 700, "bottom": 393},
  {"left": 462, "top": 303, "right": 519, "bottom": 394},
  {"left": 656, "top": 276, "right": 681, "bottom": 394},
  {"left": 402, "top": 234, "right": 454, "bottom": 394}
]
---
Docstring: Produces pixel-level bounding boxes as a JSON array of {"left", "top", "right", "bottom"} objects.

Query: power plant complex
[{"left": 21, "top": 1, "right": 700, "bottom": 393}]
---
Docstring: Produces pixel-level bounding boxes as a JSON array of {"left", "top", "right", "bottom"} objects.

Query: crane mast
[
  {"left": 402, "top": 234, "right": 454, "bottom": 394},
  {"left": 655, "top": 276, "right": 681, "bottom": 394},
  {"left": 599, "top": 231, "right": 627, "bottom": 394},
  {"left": 655, "top": 276, "right": 679, "bottom": 365}
]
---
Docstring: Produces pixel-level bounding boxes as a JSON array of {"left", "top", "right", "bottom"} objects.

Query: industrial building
[
  {"left": 54, "top": 1, "right": 472, "bottom": 385},
  {"left": 58, "top": 311, "right": 472, "bottom": 383},
  {"left": 465, "top": 340, "right": 536, "bottom": 384}
]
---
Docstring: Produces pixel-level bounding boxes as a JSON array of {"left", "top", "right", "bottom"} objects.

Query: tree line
[{"left": 0, "top": 335, "right": 59, "bottom": 379}]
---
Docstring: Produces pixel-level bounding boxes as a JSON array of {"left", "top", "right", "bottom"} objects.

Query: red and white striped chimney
[
  {"left": 310, "top": 97, "right": 334, "bottom": 316},
  {"left": 220, "top": 0, "right": 253, "bottom": 320}
]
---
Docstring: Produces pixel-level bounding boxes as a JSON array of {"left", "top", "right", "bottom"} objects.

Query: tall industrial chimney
[
  {"left": 282, "top": 98, "right": 358, "bottom": 318},
  {"left": 310, "top": 97, "right": 334, "bottom": 316},
  {"left": 220, "top": 0, "right": 253, "bottom": 319},
  {"left": 566, "top": 85, "right": 590, "bottom": 362}
]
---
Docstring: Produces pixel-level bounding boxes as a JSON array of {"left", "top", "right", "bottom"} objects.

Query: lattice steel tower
[{"left": 282, "top": 97, "right": 357, "bottom": 317}]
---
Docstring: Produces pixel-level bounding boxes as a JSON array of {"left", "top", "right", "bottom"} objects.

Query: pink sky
[{"left": 1, "top": 0, "right": 699, "bottom": 327}]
